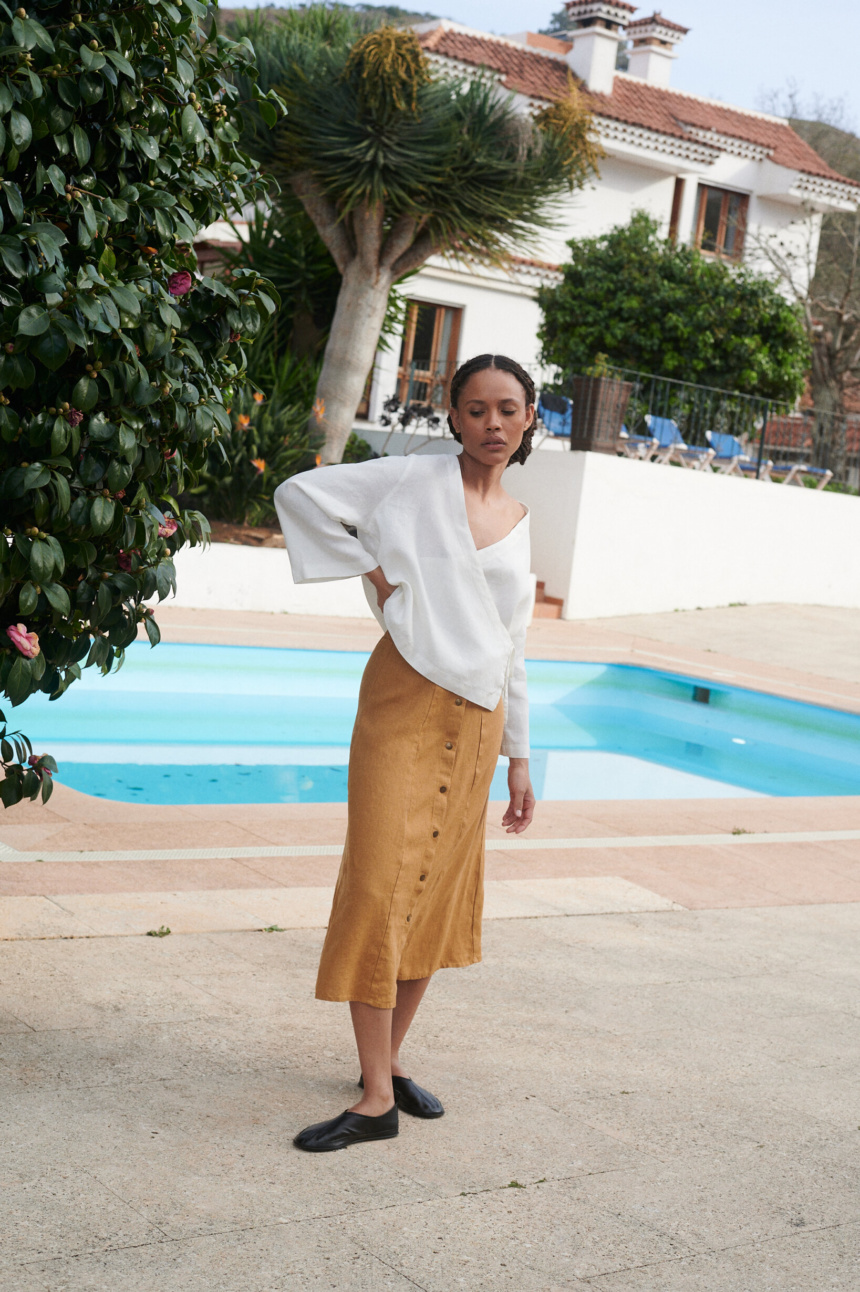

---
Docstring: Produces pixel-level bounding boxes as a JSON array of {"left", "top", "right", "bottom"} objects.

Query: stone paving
[{"left": 1, "top": 604, "right": 859, "bottom": 1290}]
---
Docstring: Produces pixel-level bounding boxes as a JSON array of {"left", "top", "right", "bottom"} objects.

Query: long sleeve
[
  {"left": 498, "top": 569, "right": 532, "bottom": 759},
  {"left": 274, "top": 457, "right": 409, "bottom": 584}
]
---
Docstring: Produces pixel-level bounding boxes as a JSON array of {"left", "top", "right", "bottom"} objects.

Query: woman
[{"left": 275, "top": 354, "right": 536, "bottom": 1152}]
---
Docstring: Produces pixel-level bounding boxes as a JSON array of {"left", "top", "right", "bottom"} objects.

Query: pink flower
[
  {"left": 167, "top": 270, "right": 193, "bottom": 297},
  {"left": 117, "top": 551, "right": 133, "bottom": 571},
  {"left": 65, "top": 408, "right": 84, "bottom": 427},
  {"left": 6, "top": 623, "right": 40, "bottom": 659},
  {"left": 28, "top": 754, "right": 52, "bottom": 778},
  {"left": 158, "top": 518, "right": 178, "bottom": 538}
]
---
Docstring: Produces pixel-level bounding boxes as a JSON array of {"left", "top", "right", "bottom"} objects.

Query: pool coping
[{"left": 3, "top": 607, "right": 859, "bottom": 923}]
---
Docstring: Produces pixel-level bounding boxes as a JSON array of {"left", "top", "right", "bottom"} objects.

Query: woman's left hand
[{"left": 502, "top": 758, "right": 535, "bottom": 834}]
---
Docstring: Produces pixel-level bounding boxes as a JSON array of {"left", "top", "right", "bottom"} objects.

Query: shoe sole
[{"left": 293, "top": 1129, "right": 399, "bottom": 1153}]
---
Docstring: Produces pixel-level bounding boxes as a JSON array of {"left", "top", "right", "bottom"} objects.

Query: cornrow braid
[{"left": 446, "top": 354, "right": 537, "bottom": 467}]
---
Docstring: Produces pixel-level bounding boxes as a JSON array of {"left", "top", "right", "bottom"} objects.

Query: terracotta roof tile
[{"left": 417, "top": 25, "right": 858, "bottom": 189}]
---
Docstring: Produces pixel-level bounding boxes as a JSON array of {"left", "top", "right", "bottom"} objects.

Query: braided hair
[{"left": 447, "top": 354, "right": 537, "bottom": 467}]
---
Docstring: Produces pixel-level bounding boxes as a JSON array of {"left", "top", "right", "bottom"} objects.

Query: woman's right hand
[{"left": 366, "top": 565, "right": 398, "bottom": 610}]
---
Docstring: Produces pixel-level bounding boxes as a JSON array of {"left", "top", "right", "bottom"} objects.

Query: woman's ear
[{"left": 448, "top": 405, "right": 460, "bottom": 434}]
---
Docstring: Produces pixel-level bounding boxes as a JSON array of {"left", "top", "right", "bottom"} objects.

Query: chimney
[
  {"left": 625, "top": 11, "right": 689, "bottom": 88},
  {"left": 563, "top": 1, "right": 637, "bottom": 95}
]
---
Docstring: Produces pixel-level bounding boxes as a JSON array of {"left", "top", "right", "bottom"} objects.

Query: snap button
[
  {"left": 439, "top": 786, "right": 447, "bottom": 793},
  {"left": 432, "top": 830, "right": 439, "bottom": 838},
  {"left": 445, "top": 742, "right": 453, "bottom": 750},
  {"left": 420, "top": 874, "right": 426, "bottom": 882},
  {"left": 406, "top": 914, "right": 411, "bottom": 922},
  {"left": 454, "top": 698, "right": 463, "bottom": 706}
]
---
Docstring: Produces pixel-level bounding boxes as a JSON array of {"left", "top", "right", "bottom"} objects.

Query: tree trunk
[
  {"left": 310, "top": 262, "right": 393, "bottom": 464},
  {"left": 809, "top": 333, "right": 846, "bottom": 477}
]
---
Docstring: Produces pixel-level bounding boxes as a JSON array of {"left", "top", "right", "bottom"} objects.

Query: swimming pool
[{"left": 19, "top": 642, "right": 860, "bottom": 804}]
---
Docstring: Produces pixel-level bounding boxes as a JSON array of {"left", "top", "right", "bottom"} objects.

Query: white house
[{"left": 359, "top": 2, "right": 858, "bottom": 418}]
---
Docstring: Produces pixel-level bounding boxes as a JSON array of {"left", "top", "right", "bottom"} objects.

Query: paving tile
[
  {"left": 582, "top": 1221, "right": 860, "bottom": 1289},
  {"left": 0, "top": 1168, "right": 165, "bottom": 1265},
  {"left": 22, "top": 1219, "right": 419, "bottom": 1292}
]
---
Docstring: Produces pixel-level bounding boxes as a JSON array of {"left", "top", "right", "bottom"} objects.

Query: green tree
[
  {"left": 0, "top": 0, "right": 282, "bottom": 806},
  {"left": 539, "top": 211, "right": 810, "bottom": 400},
  {"left": 238, "top": 8, "right": 601, "bottom": 462}
]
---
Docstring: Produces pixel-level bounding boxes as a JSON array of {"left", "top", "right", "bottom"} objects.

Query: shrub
[
  {"left": 188, "top": 351, "right": 318, "bottom": 526},
  {"left": 539, "top": 211, "right": 810, "bottom": 401},
  {"left": 0, "top": 0, "right": 283, "bottom": 806}
]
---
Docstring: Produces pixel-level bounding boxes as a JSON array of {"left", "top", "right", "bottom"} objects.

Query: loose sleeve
[
  {"left": 500, "top": 583, "right": 531, "bottom": 759},
  {"left": 274, "top": 456, "right": 408, "bottom": 584}
]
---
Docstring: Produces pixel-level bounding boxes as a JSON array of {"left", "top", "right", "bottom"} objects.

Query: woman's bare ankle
[{"left": 350, "top": 1089, "right": 395, "bottom": 1117}]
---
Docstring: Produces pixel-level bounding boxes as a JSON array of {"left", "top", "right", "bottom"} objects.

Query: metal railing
[{"left": 547, "top": 365, "right": 859, "bottom": 487}]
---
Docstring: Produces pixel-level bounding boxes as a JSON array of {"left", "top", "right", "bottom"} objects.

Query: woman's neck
[{"left": 457, "top": 449, "right": 507, "bottom": 499}]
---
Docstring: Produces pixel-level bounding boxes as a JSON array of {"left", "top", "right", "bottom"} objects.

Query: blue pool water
[{"left": 19, "top": 642, "right": 860, "bottom": 804}]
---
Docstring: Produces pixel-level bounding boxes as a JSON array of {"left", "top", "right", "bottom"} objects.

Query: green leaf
[
  {"left": 105, "top": 49, "right": 136, "bottom": 80},
  {"left": 98, "top": 244, "right": 117, "bottom": 278},
  {"left": 136, "top": 134, "right": 160, "bottom": 161},
  {"left": 6, "top": 655, "right": 33, "bottom": 707},
  {"left": 18, "top": 581, "right": 38, "bottom": 615},
  {"left": 181, "top": 104, "right": 207, "bottom": 145},
  {"left": 54, "top": 313, "right": 89, "bottom": 350},
  {"left": 9, "top": 110, "right": 32, "bottom": 151},
  {"left": 50, "top": 418, "right": 70, "bottom": 456},
  {"left": 52, "top": 471, "right": 71, "bottom": 516},
  {"left": 42, "top": 582, "right": 71, "bottom": 616},
  {"left": 16, "top": 304, "right": 50, "bottom": 337},
  {"left": 257, "top": 100, "right": 277, "bottom": 129},
  {"left": 23, "top": 463, "right": 51, "bottom": 490},
  {"left": 30, "top": 539, "right": 54, "bottom": 582},
  {"left": 4, "top": 182, "right": 24, "bottom": 223},
  {"left": 71, "top": 375, "right": 99, "bottom": 411},
  {"left": 32, "top": 328, "right": 69, "bottom": 372},
  {"left": 145, "top": 615, "right": 161, "bottom": 647},
  {"left": 90, "top": 496, "right": 115, "bottom": 534},
  {"left": 72, "top": 124, "right": 91, "bottom": 167},
  {"left": 109, "top": 284, "right": 140, "bottom": 317}
]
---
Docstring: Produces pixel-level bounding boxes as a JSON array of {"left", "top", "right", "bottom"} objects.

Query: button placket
[{"left": 412, "top": 689, "right": 466, "bottom": 913}]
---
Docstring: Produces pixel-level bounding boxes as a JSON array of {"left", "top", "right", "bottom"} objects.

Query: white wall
[
  {"left": 169, "top": 543, "right": 376, "bottom": 618},
  {"left": 505, "top": 451, "right": 860, "bottom": 618}
]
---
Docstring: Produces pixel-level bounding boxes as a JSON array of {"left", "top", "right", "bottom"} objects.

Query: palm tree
[{"left": 238, "top": 9, "right": 600, "bottom": 462}]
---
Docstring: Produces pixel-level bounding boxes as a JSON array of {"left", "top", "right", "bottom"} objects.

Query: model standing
[{"left": 275, "top": 354, "right": 536, "bottom": 1152}]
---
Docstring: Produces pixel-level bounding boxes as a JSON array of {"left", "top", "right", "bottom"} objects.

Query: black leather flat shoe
[
  {"left": 358, "top": 1073, "right": 444, "bottom": 1119},
  {"left": 293, "top": 1103, "right": 398, "bottom": 1153}
]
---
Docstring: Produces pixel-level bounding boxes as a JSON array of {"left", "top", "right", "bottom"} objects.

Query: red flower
[
  {"left": 229, "top": 329, "right": 241, "bottom": 343},
  {"left": 28, "top": 754, "right": 52, "bottom": 779},
  {"left": 65, "top": 407, "right": 84, "bottom": 427},
  {"left": 167, "top": 270, "right": 193, "bottom": 297},
  {"left": 158, "top": 518, "right": 178, "bottom": 538},
  {"left": 117, "top": 551, "right": 133, "bottom": 571}
]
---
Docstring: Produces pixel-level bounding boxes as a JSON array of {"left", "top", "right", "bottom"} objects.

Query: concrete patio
[{"left": 1, "top": 604, "right": 859, "bottom": 1290}]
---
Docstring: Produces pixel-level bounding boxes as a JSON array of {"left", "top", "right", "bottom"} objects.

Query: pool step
[{"left": 534, "top": 580, "right": 563, "bottom": 619}]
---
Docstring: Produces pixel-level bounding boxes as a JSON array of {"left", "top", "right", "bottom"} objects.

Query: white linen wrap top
[{"left": 274, "top": 453, "right": 531, "bottom": 758}]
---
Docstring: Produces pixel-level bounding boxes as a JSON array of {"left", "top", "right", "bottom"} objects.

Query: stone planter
[{"left": 569, "top": 376, "right": 634, "bottom": 453}]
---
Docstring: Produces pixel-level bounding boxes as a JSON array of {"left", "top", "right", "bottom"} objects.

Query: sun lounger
[
  {"left": 617, "top": 425, "right": 659, "bottom": 459},
  {"left": 537, "top": 391, "right": 572, "bottom": 438},
  {"left": 645, "top": 415, "right": 714, "bottom": 469},
  {"left": 769, "top": 462, "right": 834, "bottom": 489}
]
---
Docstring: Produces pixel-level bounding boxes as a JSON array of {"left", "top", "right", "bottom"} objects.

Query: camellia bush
[{"left": 0, "top": 0, "right": 283, "bottom": 806}]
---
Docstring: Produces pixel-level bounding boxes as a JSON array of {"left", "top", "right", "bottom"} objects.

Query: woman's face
[{"left": 449, "top": 368, "right": 533, "bottom": 467}]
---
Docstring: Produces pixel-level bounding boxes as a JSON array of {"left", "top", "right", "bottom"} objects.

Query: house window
[
  {"left": 397, "top": 300, "right": 461, "bottom": 406},
  {"left": 694, "top": 185, "right": 749, "bottom": 260}
]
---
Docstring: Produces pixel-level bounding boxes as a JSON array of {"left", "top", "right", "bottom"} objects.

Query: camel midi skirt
[{"left": 316, "top": 633, "right": 506, "bottom": 1010}]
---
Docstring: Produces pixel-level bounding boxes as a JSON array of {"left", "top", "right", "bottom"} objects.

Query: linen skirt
[{"left": 316, "top": 632, "right": 505, "bottom": 1009}]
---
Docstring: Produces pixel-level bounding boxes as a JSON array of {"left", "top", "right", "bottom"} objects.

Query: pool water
[{"left": 19, "top": 642, "right": 860, "bottom": 804}]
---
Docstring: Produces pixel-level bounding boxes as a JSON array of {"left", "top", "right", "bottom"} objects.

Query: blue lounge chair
[
  {"left": 645, "top": 415, "right": 714, "bottom": 469},
  {"left": 537, "top": 391, "right": 572, "bottom": 437},
  {"left": 617, "top": 424, "right": 659, "bottom": 459}
]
